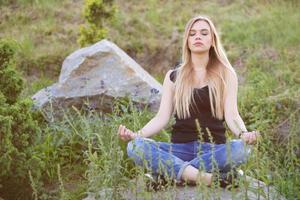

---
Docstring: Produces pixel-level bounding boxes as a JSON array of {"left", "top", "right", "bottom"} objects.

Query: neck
[{"left": 190, "top": 51, "right": 209, "bottom": 71}]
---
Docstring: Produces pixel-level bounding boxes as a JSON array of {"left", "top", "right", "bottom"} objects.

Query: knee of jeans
[
  {"left": 230, "top": 140, "right": 251, "bottom": 164},
  {"left": 127, "top": 140, "right": 134, "bottom": 158},
  {"left": 127, "top": 137, "right": 145, "bottom": 158}
]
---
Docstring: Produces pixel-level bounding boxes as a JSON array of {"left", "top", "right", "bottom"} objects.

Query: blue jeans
[{"left": 127, "top": 137, "right": 251, "bottom": 182}]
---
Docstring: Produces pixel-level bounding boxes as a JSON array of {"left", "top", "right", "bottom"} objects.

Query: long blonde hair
[{"left": 174, "top": 16, "right": 237, "bottom": 120}]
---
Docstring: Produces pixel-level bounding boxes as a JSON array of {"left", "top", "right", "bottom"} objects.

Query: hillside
[{"left": 0, "top": 0, "right": 299, "bottom": 199}]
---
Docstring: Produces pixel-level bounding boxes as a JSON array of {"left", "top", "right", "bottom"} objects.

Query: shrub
[
  {"left": 78, "top": 0, "right": 117, "bottom": 47},
  {"left": 0, "top": 39, "right": 44, "bottom": 200},
  {"left": 0, "top": 39, "right": 23, "bottom": 104}
]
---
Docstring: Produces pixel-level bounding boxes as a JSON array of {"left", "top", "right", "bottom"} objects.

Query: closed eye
[{"left": 189, "top": 30, "right": 209, "bottom": 36}]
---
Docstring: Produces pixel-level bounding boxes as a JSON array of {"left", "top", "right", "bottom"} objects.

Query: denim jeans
[{"left": 127, "top": 137, "right": 251, "bottom": 182}]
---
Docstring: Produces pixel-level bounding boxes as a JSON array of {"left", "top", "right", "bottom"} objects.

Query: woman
[{"left": 118, "top": 15, "right": 260, "bottom": 188}]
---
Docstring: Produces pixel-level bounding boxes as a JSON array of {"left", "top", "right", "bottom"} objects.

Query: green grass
[
  {"left": 0, "top": 0, "right": 83, "bottom": 80},
  {"left": 0, "top": 0, "right": 299, "bottom": 199},
  {"left": 22, "top": 99, "right": 299, "bottom": 199}
]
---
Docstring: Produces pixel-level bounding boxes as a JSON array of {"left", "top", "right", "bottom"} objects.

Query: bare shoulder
[
  {"left": 155, "top": 69, "right": 176, "bottom": 118},
  {"left": 163, "top": 70, "right": 175, "bottom": 92},
  {"left": 163, "top": 69, "right": 176, "bottom": 88}
]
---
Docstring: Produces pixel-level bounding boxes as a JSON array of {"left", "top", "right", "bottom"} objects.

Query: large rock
[{"left": 32, "top": 39, "right": 162, "bottom": 120}]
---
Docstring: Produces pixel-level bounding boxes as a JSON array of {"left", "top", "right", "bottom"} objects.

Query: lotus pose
[{"left": 118, "top": 15, "right": 260, "bottom": 188}]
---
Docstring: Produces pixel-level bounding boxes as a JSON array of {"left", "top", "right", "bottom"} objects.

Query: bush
[
  {"left": 0, "top": 39, "right": 23, "bottom": 104},
  {"left": 0, "top": 39, "right": 44, "bottom": 200},
  {"left": 78, "top": 0, "right": 117, "bottom": 47}
]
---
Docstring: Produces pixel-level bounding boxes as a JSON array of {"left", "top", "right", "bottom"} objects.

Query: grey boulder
[{"left": 32, "top": 39, "right": 162, "bottom": 120}]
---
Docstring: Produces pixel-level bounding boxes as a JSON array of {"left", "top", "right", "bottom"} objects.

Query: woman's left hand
[{"left": 240, "top": 130, "right": 260, "bottom": 145}]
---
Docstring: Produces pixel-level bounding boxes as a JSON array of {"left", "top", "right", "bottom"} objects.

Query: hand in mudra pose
[
  {"left": 118, "top": 125, "right": 138, "bottom": 141},
  {"left": 240, "top": 130, "right": 261, "bottom": 145}
]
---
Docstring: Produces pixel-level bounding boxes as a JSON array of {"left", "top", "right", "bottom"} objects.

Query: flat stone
[{"left": 83, "top": 175, "right": 286, "bottom": 200}]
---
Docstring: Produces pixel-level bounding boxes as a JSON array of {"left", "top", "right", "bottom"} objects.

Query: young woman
[{"left": 118, "top": 15, "right": 260, "bottom": 188}]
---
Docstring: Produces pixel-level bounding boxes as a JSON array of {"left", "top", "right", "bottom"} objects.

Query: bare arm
[
  {"left": 224, "top": 72, "right": 259, "bottom": 144},
  {"left": 224, "top": 73, "right": 247, "bottom": 136},
  {"left": 118, "top": 70, "right": 175, "bottom": 140},
  {"left": 138, "top": 70, "right": 175, "bottom": 137}
]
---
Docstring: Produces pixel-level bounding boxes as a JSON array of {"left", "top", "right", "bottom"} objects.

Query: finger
[
  {"left": 244, "top": 133, "right": 252, "bottom": 144},
  {"left": 125, "top": 129, "right": 131, "bottom": 140},
  {"left": 250, "top": 132, "right": 256, "bottom": 144},
  {"left": 128, "top": 129, "right": 134, "bottom": 137},
  {"left": 246, "top": 132, "right": 252, "bottom": 144},
  {"left": 120, "top": 135, "right": 126, "bottom": 141},
  {"left": 120, "top": 134, "right": 126, "bottom": 141},
  {"left": 121, "top": 126, "right": 127, "bottom": 139},
  {"left": 126, "top": 128, "right": 135, "bottom": 139},
  {"left": 248, "top": 134, "right": 253, "bottom": 144},
  {"left": 119, "top": 127, "right": 126, "bottom": 140},
  {"left": 131, "top": 131, "right": 137, "bottom": 139},
  {"left": 118, "top": 125, "right": 122, "bottom": 135},
  {"left": 242, "top": 132, "right": 249, "bottom": 140},
  {"left": 118, "top": 126, "right": 125, "bottom": 139},
  {"left": 121, "top": 126, "right": 127, "bottom": 136},
  {"left": 119, "top": 126, "right": 124, "bottom": 137},
  {"left": 123, "top": 129, "right": 128, "bottom": 139},
  {"left": 130, "top": 131, "right": 137, "bottom": 140},
  {"left": 127, "top": 130, "right": 133, "bottom": 139}
]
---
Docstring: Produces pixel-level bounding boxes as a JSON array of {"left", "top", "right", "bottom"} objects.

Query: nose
[{"left": 195, "top": 32, "right": 202, "bottom": 40}]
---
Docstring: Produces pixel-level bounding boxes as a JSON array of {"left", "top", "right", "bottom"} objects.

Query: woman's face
[{"left": 188, "top": 20, "right": 213, "bottom": 54}]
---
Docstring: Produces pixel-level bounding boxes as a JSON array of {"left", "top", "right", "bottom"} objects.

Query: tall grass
[
  {"left": 40, "top": 97, "right": 298, "bottom": 199},
  {"left": 0, "top": 0, "right": 299, "bottom": 199}
]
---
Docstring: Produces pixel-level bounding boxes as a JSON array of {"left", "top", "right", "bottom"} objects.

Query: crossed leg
[{"left": 127, "top": 137, "right": 250, "bottom": 185}]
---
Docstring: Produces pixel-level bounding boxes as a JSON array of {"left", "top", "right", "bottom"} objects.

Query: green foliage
[
  {"left": 236, "top": 49, "right": 300, "bottom": 199},
  {"left": 0, "top": 39, "right": 45, "bottom": 200},
  {"left": 0, "top": 39, "right": 24, "bottom": 104},
  {"left": 78, "top": 0, "right": 117, "bottom": 47},
  {"left": 0, "top": 0, "right": 299, "bottom": 199},
  {"left": 0, "top": 0, "right": 15, "bottom": 6},
  {"left": 0, "top": 0, "right": 61, "bottom": 6},
  {"left": 0, "top": 39, "right": 17, "bottom": 66},
  {"left": 0, "top": 67, "right": 24, "bottom": 104},
  {"left": 28, "top": 98, "right": 168, "bottom": 199},
  {"left": 78, "top": 24, "right": 108, "bottom": 46},
  {"left": 74, "top": 100, "right": 169, "bottom": 198},
  {"left": 0, "top": 0, "right": 79, "bottom": 79},
  {"left": 0, "top": 98, "right": 42, "bottom": 176},
  {"left": 83, "top": 0, "right": 115, "bottom": 26}
]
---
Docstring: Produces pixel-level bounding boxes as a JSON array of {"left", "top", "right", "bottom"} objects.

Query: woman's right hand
[{"left": 118, "top": 125, "right": 138, "bottom": 141}]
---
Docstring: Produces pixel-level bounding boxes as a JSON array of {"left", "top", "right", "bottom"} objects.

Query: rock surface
[
  {"left": 83, "top": 175, "right": 286, "bottom": 200},
  {"left": 32, "top": 39, "right": 162, "bottom": 120}
]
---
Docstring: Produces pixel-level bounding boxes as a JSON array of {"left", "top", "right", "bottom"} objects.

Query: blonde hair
[{"left": 174, "top": 15, "right": 237, "bottom": 120}]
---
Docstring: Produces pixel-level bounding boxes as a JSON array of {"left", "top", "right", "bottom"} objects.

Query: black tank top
[{"left": 170, "top": 70, "right": 226, "bottom": 144}]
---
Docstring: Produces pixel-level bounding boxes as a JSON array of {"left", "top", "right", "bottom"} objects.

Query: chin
[{"left": 191, "top": 49, "right": 209, "bottom": 54}]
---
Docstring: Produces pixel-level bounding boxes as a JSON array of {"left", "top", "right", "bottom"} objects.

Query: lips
[{"left": 194, "top": 42, "right": 203, "bottom": 46}]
